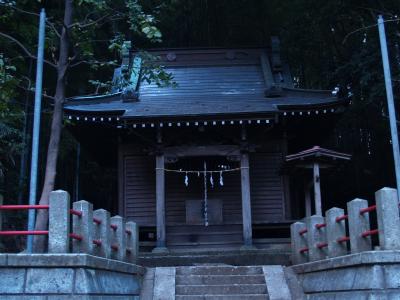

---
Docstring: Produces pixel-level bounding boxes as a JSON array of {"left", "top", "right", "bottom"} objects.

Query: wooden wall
[{"left": 121, "top": 144, "right": 286, "bottom": 226}]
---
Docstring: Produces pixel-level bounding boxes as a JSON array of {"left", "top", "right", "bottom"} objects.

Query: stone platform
[
  {"left": 0, "top": 253, "right": 145, "bottom": 299},
  {"left": 290, "top": 250, "right": 400, "bottom": 299}
]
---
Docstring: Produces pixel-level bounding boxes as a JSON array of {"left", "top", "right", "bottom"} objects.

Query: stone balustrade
[
  {"left": 48, "top": 190, "right": 139, "bottom": 263},
  {"left": 0, "top": 190, "right": 138, "bottom": 263},
  {"left": 290, "top": 187, "right": 400, "bottom": 264}
]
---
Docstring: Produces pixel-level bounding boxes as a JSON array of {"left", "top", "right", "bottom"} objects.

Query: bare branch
[
  {"left": 69, "top": 59, "right": 117, "bottom": 68},
  {"left": 0, "top": 32, "right": 57, "bottom": 68},
  {"left": 16, "top": 83, "right": 55, "bottom": 101},
  {"left": 68, "top": 13, "right": 111, "bottom": 29},
  {"left": 46, "top": 21, "right": 61, "bottom": 39},
  {"left": 342, "top": 18, "right": 400, "bottom": 44},
  {"left": 4, "top": 5, "right": 61, "bottom": 38}
]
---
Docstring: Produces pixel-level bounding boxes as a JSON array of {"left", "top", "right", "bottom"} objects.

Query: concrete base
[
  {"left": 140, "top": 249, "right": 290, "bottom": 267},
  {"left": 290, "top": 250, "right": 400, "bottom": 299},
  {"left": 240, "top": 244, "right": 257, "bottom": 251},
  {"left": 0, "top": 253, "right": 145, "bottom": 299},
  {"left": 152, "top": 246, "right": 169, "bottom": 254}
]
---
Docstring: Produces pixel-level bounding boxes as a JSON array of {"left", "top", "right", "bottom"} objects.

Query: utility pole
[
  {"left": 378, "top": 15, "right": 400, "bottom": 200},
  {"left": 27, "top": 8, "right": 46, "bottom": 253}
]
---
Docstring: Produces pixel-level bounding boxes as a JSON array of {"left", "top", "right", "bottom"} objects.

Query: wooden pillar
[
  {"left": 153, "top": 154, "right": 168, "bottom": 252},
  {"left": 304, "top": 180, "right": 312, "bottom": 217},
  {"left": 240, "top": 152, "right": 254, "bottom": 248},
  {"left": 313, "top": 162, "right": 322, "bottom": 216}
]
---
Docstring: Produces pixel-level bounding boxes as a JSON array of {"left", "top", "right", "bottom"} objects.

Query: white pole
[
  {"left": 27, "top": 8, "right": 46, "bottom": 253},
  {"left": 378, "top": 15, "right": 400, "bottom": 200}
]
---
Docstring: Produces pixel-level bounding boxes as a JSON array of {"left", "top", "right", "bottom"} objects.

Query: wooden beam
[
  {"left": 313, "top": 162, "right": 322, "bottom": 216},
  {"left": 164, "top": 145, "right": 240, "bottom": 157},
  {"left": 240, "top": 152, "right": 253, "bottom": 247},
  {"left": 153, "top": 154, "right": 168, "bottom": 252}
]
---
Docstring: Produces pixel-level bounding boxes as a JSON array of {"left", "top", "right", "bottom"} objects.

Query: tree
[
  {"left": 0, "top": 0, "right": 167, "bottom": 252},
  {"left": 0, "top": 54, "right": 23, "bottom": 184}
]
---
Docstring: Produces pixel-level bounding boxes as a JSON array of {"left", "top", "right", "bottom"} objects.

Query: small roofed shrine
[
  {"left": 64, "top": 39, "right": 349, "bottom": 252},
  {"left": 285, "top": 146, "right": 351, "bottom": 218}
]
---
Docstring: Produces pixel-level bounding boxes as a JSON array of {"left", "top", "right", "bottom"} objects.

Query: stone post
[
  {"left": 93, "top": 209, "right": 111, "bottom": 258},
  {"left": 347, "top": 198, "right": 371, "bottom": 253},
  {"left": 290, "top": 221, "right": 308, "bottom": 264},
  {"left": 48, "top": 190, "right": 70, "bottom": 253},
  {"left": 125, "top": 221, "right": 139, "bottom": 264},
  {"left": 110, "top": 215, "right": 126, "bottom": 261},
  {"left": 375, "top": 187, "right": 400, "bottom": 250},
  {"left": 326, "top": 207, "right": 347, "bottom": 257},
  {"left": 72, "top": 200, "right": 93, "bottom": 254},
  {"left": 306, "top": 215, "right": 327, "bottom": 261}
]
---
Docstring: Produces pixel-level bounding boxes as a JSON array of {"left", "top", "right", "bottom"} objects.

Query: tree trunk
[{"left": 33, "top": 0, "right": 73, "bottom": 252}]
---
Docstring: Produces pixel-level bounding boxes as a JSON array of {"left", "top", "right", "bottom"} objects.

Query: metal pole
[
  {"left": 74, "top": 142, "right": 80, "bottom": 201},
  {"left": 27, "top": 8, "right": 46, "bottom": 253},
  {"left": 378, "top": 15, "right": 400, "bottom": 200}
]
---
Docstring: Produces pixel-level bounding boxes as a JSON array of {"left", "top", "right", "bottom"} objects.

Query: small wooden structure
[
  {"left": 63, "top": 39, "right": 348, "bottom": 252},
  {"left": 286, "top": 146, "right": 351, "bottom": 217}
]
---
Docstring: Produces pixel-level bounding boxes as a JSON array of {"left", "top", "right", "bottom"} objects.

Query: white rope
[
  {"left": 156, "top": 167, "right": 244, "bottom": 173},
  {"left": 203, "top": 161, "right": 208, "bottom": 226}
]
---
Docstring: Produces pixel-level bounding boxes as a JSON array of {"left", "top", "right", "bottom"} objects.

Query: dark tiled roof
[
  {"left": 64, "top": 48, "right": 344, "bottom": 121},
  {"left": 286, "top": 146, "right": 352, "bottom": 163}
]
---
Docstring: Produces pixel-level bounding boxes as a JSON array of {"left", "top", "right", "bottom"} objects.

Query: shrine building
[{"left": 63, "top": 39, "right": 347, "bottom": 253}]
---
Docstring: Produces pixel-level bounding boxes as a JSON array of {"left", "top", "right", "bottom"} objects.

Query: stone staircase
[
  {"left": 141, "top": 264, "right": 301, "bottom": 299},
  {"left": 175, "top": 266, "right": 268, "bottom": 299}
]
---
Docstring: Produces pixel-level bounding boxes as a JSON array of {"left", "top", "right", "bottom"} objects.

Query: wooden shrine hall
[{"left": 64, "top": 40, "right": 348, "bottom": 252}]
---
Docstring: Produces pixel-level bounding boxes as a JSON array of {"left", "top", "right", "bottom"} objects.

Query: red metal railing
[
  {"left": 0, "top": 205, "right": 49, "bottom": 236},
  {"left": 316, "top": 242, "right": 328, "bottom": 249},
  {"left": 70, "top": 209, "right": 83, "bottom": 217},
  {"left": 93, "top": 217, "right": 102, "bottom": 225},
  {"left": 360, "top": 205, "right": 376, "bottom": 215},
  {"left": 361, "top": 229, "right": 379, "bottom": 238},
  {"left": 0, "top": 230, "right": 48, "bottom": 236},
  {"left": 69, "top": 233, "right": 83, "bottom": 241},
  {"left": 299, "top": 228, "right": 308, "bottom": 235},
  {"left": 0, "top": 205, "right": 49, "bottom": 210},
  {"left": 337, "top": 236, "right": 350, "bottom": 243},
  {"left": 299, "top": 247, "right": 309, "bottom": 253},
  {"left": 0, "top": 202, "right": 132, "bottom": 255},
  {"left": 335, "top": 214, "right": 348, "bottom": 222}
]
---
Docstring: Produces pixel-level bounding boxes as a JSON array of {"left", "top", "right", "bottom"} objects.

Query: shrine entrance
[
  {"left": 162, "top": 156, "right": 245, "bottom": 251},
  {"left": 165, "top": 156, "right": 240, "bottom": 227},
  {"left": 152, "top": 147, "right": 254, "bottom": 252}
]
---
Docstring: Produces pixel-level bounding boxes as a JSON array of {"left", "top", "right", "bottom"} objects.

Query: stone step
[
  {"left": 176, "top": 295, "right": 269, "bottom": 300},
  {"left": 176, "top": 274, "right": 266, "bottom": 285},
  {"left": 176, "top": 284, "right": 267, "bottom": 295},
  {"left": 176, "top": 266, "right": 263, "bottom": 276},
  {"left": 139, "top": 249, "right": 290, "bottom": 267}
]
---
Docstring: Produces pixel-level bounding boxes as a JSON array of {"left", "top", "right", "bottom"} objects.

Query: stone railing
[
  {"left": 290, "top": 187, "right": 400, "bottom": 265},
  {"left": 0, "top": 190, "right": 138, "bottom": 264}
]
